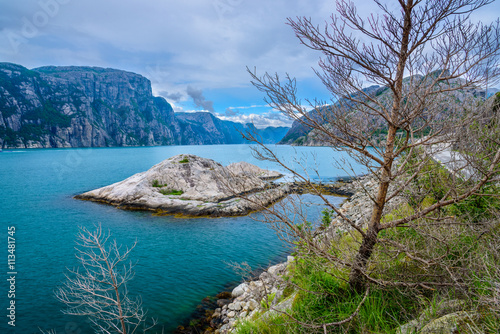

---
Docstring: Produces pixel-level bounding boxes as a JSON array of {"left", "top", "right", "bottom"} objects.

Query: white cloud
[
  {"left": 217, "top": 111, "right": 293, "bottom": 129},
  {"left": 2, "top": 0, "right": 499, "bottom": 123},
  {"left": 0, "top": 0, "right": 333, "bottom": 89}
]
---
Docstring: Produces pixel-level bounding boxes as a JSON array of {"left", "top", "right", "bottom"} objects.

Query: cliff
[{"left": 0, "top": 63, "right": 289, "bottom": 148}]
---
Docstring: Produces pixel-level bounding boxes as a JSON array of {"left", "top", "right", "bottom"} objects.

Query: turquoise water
[{"left": 0, "top": 145, "right": 366, "bottom": 333}]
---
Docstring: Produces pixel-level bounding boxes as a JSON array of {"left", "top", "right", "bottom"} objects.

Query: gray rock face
[
  {"left": 75, "top": 154, "right": 287, "bottom": 217},
  {"left": 227, "top": 161, "right": 284, "bottom": 180},
  {"left": 0, "top": 63, "right": 177, "bottom": 148},
  {"left": 0, "top": 62, "right": 290, "bottom": 148}
]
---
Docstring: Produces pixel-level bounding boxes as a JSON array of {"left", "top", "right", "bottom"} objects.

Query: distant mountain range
[
  {"left": 0, "top": 63, "right": 289, "bottom": 149},
  {"left": 279, "top": 75, "right": 496, "bottom": 146}
]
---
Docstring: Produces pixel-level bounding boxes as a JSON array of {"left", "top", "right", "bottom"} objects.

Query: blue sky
[{"left": 1, "top": 0, "right": 499, "bottom": 128}]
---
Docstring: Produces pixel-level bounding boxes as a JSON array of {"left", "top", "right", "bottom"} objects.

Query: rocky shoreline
[{"left": 175, "top": 174, "right": 375, "bottom": 333}]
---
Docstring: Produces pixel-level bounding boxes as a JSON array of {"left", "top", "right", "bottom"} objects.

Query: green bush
[
  {"left": 159, "top": 189, "right": 184, "bottom": 196},
  {"left": 152, "top": 180, "right": 168, "bottom": 188},
  {"left": 320, "top": 208, "right": 334, "bottom": 228},
  {"left": 447, "top": 185, "right": 500, "bottom": 223}
]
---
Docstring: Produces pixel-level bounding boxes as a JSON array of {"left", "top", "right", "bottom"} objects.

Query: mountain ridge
[
  {"left": 0, "top": 63, "right": 288, "bottom": 149},
  {"left": 278, "top": 75, "right": 493, "bottom": 146}
]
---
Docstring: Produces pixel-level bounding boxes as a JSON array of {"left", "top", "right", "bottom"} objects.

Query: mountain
[
  {"left": 0, "top": 63, "right": 288, "bottom": 148},
  {"left": 278, "top": 85, "right": 381, "bottom": 145},
  {"left": 174, "top": 112, "right": 290, "bottom": 145},
  {"left": 278, "top": 76, "right": 492, "bottom": 146}
]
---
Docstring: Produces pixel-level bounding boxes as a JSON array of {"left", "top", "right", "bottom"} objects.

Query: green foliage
[
  {"left": 260, "top": 292, "right": 276, "bottom": 310},
  {"left": 293, "top": 136, "right": 306, "bottom": 145},
  {"left": 402, "top": 149, "right": 453, "bottom": 209},
  {"left": 416, "top": 163, "right": 449, "bottom": 203},
  {"left": 18, "top": 123, "right": 49, "bottom": 141},
  {"left": 179, "top": 157, "right": 189, "bottom": 163},
  {"left": 381, "top": 202, "right": 415, "bottom": 224},
  {"left": 159, "top": 189, "right": 183, "bottom": 196},
  {"left": 233, "top": 144, "right": 500, "bottom": 333},
  {"left": 294, "top": 220, "right": 312, "bottom": 232},
  {"left": 0, "top": 126, "right": 19, "bottom": 145},
  {"left": 320, "top": 208, "right": 334, "bottom": 228},
  {"left": 420, "top": 195, "right": 436, "bottom": 209},
  {"left": 236, "top": 255, "right": 419, "bottom": 333},
  {"left": 234, "top": 313, "right": 290, "bottom": 334},
  {"left": 447, "top": 185, "right": 500, "bottom": 223},
  {"left": 234, "top": 216, "right": 500, "bottom": 334},
  {"left": 114, "top": 106, "right": 130, "bottom": 120},
  {"left": 151, "top": 180, "right": 168, "bottom": 188},
  {"left": 24, "top": 101, "right": 73, "bottom": 128}
]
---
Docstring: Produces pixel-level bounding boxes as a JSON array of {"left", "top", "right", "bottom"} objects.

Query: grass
[
  {"left": 231, "top": 173, "right": 500, "bottom": 333},
  {"left": 235, "top": 255, "right": 420, "bottom": 334},
  {"left": 231, "top": 143, "right": 500, "bottom": 333},
  {"left": 152, "top": 179, "right": 168, "bottom": 188},
  {"left": 159, "top": 189, "right": 184, "bottom": 196},
  {"left": 179, "top": 157, "right": 189, "bottom": 163}
]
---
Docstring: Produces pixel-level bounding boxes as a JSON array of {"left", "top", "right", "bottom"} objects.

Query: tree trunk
[
  {"left": 348, "top": 224, "right": 379, "bottom": 292},
  {"left": 348, "top": 0, "right": 413, "bottom": 292}
]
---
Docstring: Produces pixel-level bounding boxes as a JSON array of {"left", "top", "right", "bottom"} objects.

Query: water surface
[{"left": 0, "top": 144, "right": 366, "bottom": 333}]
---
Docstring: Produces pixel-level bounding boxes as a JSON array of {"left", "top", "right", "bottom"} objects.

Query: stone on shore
[{"left": 75, "top": 154, "right": 287, "bottom": 217}]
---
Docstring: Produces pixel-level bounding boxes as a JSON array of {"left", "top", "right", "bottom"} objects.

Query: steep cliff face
[
  {"left": 0, "top": 63, "right": 180, "bottom": 148},
  {"left": 0, "top": 63, "right": 290, "bottom": 148},
  {"left": 175, "top": 112, "right": 245, "bottom": 145},
  {"left": 0, "top": 63, "right": 289, "bottom": 149},
  {"left": 278, "top": 85, "right": 381, "bottom": 146}
]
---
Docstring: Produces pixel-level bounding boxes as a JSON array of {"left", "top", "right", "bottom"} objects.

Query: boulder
[
  {"left": 247, "top": 299, "right": 259, "bottom": 311},
  {"left": 397, "top": 300, "right": 470, "bottom": 334},
  {"left": 232, "top": 283, "right": 248, "bottom": 298},
  {"left": 267, "top": 263, "right": 286, "bottom": 276},
  {"left": 420, "top": 311, "right": 476, "bottom": 334}
]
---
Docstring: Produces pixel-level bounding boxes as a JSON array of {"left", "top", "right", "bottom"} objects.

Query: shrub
[
  {"left": 159, "top": 189, "right": 184, "bottom": 196},
  {"left": 447, "top": 185, "right": 500, "bottom": 223},
  {"left": 152, "top": 180, "right": 167, "bottom": 188},
  {"left": 320, "top": 208, "right": 334, "bottom": 228}
]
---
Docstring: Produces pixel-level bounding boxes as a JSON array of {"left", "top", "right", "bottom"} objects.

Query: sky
[{"left": 1, "top": 0, "right": 499, "bottom": 128}]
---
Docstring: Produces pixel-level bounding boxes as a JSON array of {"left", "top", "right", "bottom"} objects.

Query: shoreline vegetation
[
  {"left": 174, "top": 176, "right": 360, "bottom": 333},
  {"left": 176, "top": 168, "right": 500, "bottom": 333}
]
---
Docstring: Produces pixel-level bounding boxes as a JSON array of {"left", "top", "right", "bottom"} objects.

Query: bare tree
[
  {"left": 249, "top": 0, "right": 500, "bottom": 296},
  {"left": 56, "top": 225, "right": 156, "bottom": 334}
]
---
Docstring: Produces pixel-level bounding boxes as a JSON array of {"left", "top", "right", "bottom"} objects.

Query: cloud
[
  {"left": 0, "top": 0, "right": 336, "bottom": 89},
  {"left": 186, "top": 85, "right": 214, "bottom": 112},
  {"left": 1, "top": 0, "right": 499, "bottom": 123},
  {"left": 217, "top": 110, "right": 293, "bottom": 129},
  {"left": 224, "top": 107, "right": 240, "bottom": 117},
  {"left": 158, "top": 90, "right": 183, "bottom": 102},
  {"left": 227, "top": 104, "right": 268, "bottom": 110}
]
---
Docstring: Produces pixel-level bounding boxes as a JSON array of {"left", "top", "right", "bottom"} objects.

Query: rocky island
[{"left": 75, "top": 154, "right": 287, "bottom": 217}]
